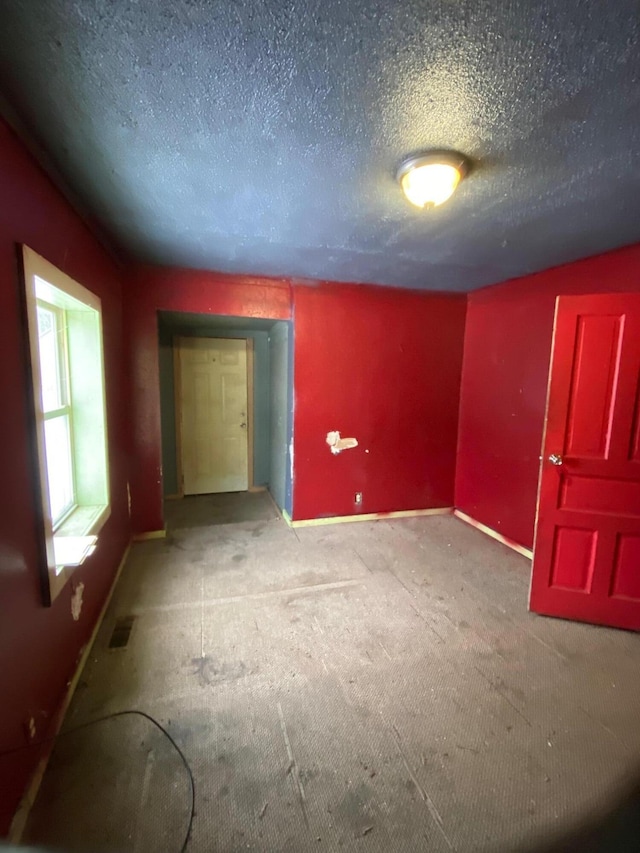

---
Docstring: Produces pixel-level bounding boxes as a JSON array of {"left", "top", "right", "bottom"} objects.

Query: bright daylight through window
[
  {"left": 37, "top": 302, "right": 75, "bottom": 525},
  {"left": 22, "top": 246, "right": 110, "bottom": 603}
]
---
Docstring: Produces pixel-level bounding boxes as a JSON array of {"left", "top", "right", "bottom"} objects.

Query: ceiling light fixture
[{"left": 397, "top": 150, "right": 469, "bottom": 209}]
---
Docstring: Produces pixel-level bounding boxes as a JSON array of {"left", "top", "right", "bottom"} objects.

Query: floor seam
[{"left": 130, "top": 578, "right": 366, "bottom": 613}]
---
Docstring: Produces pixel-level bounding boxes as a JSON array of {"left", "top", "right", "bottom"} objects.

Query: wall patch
[
  {"left": 71, "top": 582, "right": 85, "bottom": 621},
  {"left": 326, "top": 431, "right": 358, "bottom": 455}
]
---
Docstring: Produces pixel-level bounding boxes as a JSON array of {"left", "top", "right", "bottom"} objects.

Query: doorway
[{"left": 157, "top": 312, "right": 293, "bottom": 515}]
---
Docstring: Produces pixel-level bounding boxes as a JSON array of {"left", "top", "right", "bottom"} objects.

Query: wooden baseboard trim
[
  {"left": 453, "top": 510, "right": 533, "bottom": 559},
  {"left": 132, "top": 529, "right": 166, "bottom": 541},
  {"left": 163, "top": 493, "right": 183, "bottom": 501},
  {"left": 248, "top": 485, "right": 267, "bottom": 493},
  {"left": 284, "top": 506, "right": 453, "bottom": 528},
  {"left": 9, "top": 541, "right": 131, "bottom": 843}
]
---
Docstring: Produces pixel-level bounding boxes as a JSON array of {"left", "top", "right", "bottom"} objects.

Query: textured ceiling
[{"left": 1, "top": 1, "right": 640, "bottom": 292}]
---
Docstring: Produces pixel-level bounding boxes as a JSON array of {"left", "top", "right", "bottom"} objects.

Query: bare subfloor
[{"left": 25, "top": 493, "right": 640, "bottom": 852}]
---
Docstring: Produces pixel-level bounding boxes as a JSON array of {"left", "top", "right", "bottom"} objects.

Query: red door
[{"left": 530, "top": 293, "right": 640, "bottom": 630}]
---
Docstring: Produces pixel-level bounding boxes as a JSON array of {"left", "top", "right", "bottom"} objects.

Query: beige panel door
[{"left": 178, "top": 337, "right": 249, "bottom": 494}]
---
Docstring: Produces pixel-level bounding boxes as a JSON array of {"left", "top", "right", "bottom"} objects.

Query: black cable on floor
[{"left": 0, "top": 709, "right": 195, "bottom": 853}]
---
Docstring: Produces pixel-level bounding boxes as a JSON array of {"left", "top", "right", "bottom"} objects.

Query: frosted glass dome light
[{"left": 397, "top": 151, "right": 469, "bottom": 208}]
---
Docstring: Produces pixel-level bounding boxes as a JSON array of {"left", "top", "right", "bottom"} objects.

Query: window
[
  {"left": 37, "top": 301, "right": 75, "bottom": 526},
  {"left": 22, "top": 246, "right": 110, "bottom": 603}
]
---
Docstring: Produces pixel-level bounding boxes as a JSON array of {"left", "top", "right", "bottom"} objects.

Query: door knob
[{"left": 548, "top": 454, "right": 563, "bottom": 466}]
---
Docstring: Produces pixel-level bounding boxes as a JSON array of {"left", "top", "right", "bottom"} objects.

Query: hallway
[{"left": 23, "top": 493, "right": 640, "bottom": 852}]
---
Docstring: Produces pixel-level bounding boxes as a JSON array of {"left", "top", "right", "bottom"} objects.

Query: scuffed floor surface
[{"left": 25, "top": 493, "right": 640, "bottom": 852}]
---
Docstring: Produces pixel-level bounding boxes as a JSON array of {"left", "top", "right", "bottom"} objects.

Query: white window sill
[
  {"left": 53, "top": 504, "right": 110, "bottom": 572},
  {"left": 53, "top": 536, "right": 97, "bottom": 571}
]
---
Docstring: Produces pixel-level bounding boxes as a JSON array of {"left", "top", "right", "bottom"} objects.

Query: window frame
[{"left": 22, "top": 246, "right": 111, "bottom": 604}]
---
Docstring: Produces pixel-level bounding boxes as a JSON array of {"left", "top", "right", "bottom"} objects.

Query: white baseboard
[
  {"left": 132, "top": 529, "right": 166, "bottom": 541},
  {"left": 453, "top": 510, "right": 533, "bottom": 559},
  {"left": 283, "top": 506, "right": 453, "bottom": 528}
]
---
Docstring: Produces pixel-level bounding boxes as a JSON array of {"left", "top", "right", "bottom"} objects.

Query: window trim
[{"left": 22, "top": 246, "right": 111, "bottom": 604}]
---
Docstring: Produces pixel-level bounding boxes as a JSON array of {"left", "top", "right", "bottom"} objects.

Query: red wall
[
  {"left": 0, "top": 120, "right": 130, "bottom": 834},
  {"left": 292, "top": 283, "right": 466, "bottom": 520},
  {"left": 456, "top": 244, "right": 640, "bottom": 550},
  {"left": 127, "top": 271, "right": 466, "bottom": 532},
  {"left": 126, "top": 265, "right": 291, "bottom": 533}
]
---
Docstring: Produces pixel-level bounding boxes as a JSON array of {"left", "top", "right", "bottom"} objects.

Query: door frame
[
  {"left": 173, "top": 335, "right": 254, "bottom": 498},
  {"left": 529, "top": 296, "right": 561, "bottom": 579},
  {"left": 532, "top": 295, "right": 592, "bottom": 585}
]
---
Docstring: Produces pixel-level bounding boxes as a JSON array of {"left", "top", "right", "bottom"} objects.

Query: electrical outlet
[{"left": 355, "top": 492, "right": 363, "bottom": 505}]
